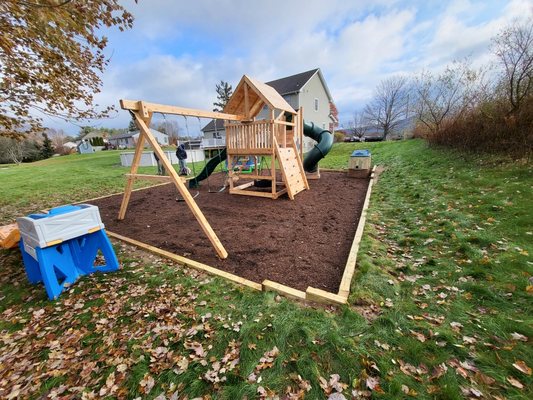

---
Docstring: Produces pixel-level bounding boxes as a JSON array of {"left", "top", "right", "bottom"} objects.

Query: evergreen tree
[
  {"left": 128, "top": 117, "right": 137, "bottom": 132},
  {"left": 213, "top": 81, "right": 233, "bottom": 111},
  {"left": 41, "top": 133, "right": 54, "bottom": 159}
]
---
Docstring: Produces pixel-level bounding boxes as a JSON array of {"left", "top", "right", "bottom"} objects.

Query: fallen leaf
[
  {"left": 507, "top": 376, "right": 524, "bottom": 389},
  {"left": 510, "top": 332, "right": 528, "bottom": 342},
  {"left": 462, "top": 336, "right": 477, "bottom": 344},
  {"left": 512, "top": 360, "right": 532, "bottom": 375},
  {"left": 366, "top": 376, "right": 380, "bottom": 390},
  {"left": 410, "top": 330, "right": 426, "bottom": 342},
  {"left": 139, "top": 373, "right": 155, "bottom": 394},
  {"left": 430, "top": 363, "right": 448, "bottom": 381},
  {"left": 474, "top": 372, "right": 495, "bottom": 385},
  {"left": 450, "top": 321, "right": 463, "bottom": 332}
]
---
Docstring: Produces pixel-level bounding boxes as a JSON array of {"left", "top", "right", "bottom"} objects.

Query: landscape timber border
[{"left": 91, "top": 166, "right": 377, "bottom": 305}]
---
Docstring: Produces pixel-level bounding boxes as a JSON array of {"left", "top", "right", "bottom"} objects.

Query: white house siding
[
  {"left": 299, "top": 73, "right": 332, "bottom": 152},
  {"left": 282, "top": 93, "right": 299, "bottom": 110}
]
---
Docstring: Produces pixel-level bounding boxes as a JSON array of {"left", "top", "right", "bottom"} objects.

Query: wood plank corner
[
  {"left": 305, "top": 287, "right": 348, "bottom": 305},
  {"left": 262, "top": 280, "right": 307, "bottom": 300}
]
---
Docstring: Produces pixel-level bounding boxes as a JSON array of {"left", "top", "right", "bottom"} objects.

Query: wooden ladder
[{"left": 275, "top": 139, "right": 309, "bottom": 200}]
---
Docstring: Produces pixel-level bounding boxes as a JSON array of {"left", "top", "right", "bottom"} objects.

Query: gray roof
[
  {"left": 109, "top": 128, "right": 166, "bottom": 140},
  {"left": 109, "top": 131, "right": 137, "bottom": 140},
  {"left": 201, "top": 119, "right": 225, "bottom": 133},
  {"left": 265, "top": 68, "right": 319, "bottom": 95}
]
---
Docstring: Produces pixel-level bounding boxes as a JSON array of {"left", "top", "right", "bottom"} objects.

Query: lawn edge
[{"left": 337, "top": 165, "right": 377, "bottom": 298}]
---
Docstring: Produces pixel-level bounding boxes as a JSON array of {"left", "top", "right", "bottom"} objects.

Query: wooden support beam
[
  {"left": 125, "top": 174, "right": 190, "bottom": 184},
  {"left": 120, "top": 99, "right": 245, "bottom": 121},
  {"left": 244, "top": 82, "right": 250, "bottom": 119},
  {"left": 126, "top": 174, "right": 172, "bottom": 182},
  {"left": 249, "top": 98, "right": 264, "bottom": 117},
  {"left": 107, "top": 231, "right": 261, "bottom": 290},
  {"left": 118, "top": 107, "right": 151, "bottom": 220},
  {"left": 132, "top": 113, "right": 228, "bottom": 259},
  {"left": 233, "top": 181, "right": 255, "bottom": 190},
  {"left": 229, "top": 189, "right": 275, "bottom": 199}
]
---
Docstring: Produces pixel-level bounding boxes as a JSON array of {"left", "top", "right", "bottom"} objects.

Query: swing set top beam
[{"left": 120, "top": 99, "right": 246, "bottom": 121}]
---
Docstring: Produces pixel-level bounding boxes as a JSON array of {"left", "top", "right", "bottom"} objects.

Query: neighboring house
[
  {"left": 202, "top": 68, "right": 338, "bottom": 153},
  {"left": 77, "top": 131, "right": 108, "bottom": 152},
  {"left": 108, "top": 129, "right": 169, "bottom": 149},
  {"left": 63, "top": 141, "right": 78, "bottom": 150},
  {"left": 77, "top": 140, "right": 96, "bottom": 154},
  {"left": 80, "top": 131, "right": 107, "bottom": 142}
]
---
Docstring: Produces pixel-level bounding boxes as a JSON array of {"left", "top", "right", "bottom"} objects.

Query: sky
[{"left": 44, "top": 0, "right": 532, "bottom": 136}]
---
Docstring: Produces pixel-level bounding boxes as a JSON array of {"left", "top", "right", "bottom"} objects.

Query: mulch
[{"left": 89, "top": 171, "right": 369, "bottom": 293}]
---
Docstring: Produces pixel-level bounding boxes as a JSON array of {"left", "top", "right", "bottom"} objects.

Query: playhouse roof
[{"left": 224, "top": 75, "right": 296, "bottom": 117}]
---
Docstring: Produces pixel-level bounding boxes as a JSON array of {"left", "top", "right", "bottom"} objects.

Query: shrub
[
  {"left": 333, "top": 131, "right": 346, "bottom": 143},
  {"left": 426, "top": 97, "right": 533, "bottom": 157}
]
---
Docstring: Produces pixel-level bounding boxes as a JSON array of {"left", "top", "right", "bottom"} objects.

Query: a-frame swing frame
[{"left": 117, "top": 100, "right": 246, "bottom": 259}]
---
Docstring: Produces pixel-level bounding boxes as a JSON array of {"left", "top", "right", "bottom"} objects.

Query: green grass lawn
[{"left": 0, "top": 140, "right": 531, "bottom": 399}]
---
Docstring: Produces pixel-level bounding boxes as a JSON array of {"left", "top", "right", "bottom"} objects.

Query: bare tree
[
  {"left": 414, "top": 61, "right": 486, "bottom": 134},
  {"left": 47, "top": 128, "right": 68, "bottom": 154},
  {"left": 492, "top": 17, "right": 533, "bottom": 114},
  {"left": 156, "top": 120, "right": 181, "bottom": 145},
  {"left": 352, "top": 110, "right": 368, "bottom": 139},
  {"left": 364, "top": 75, "right": 410, "bottom": 139}
]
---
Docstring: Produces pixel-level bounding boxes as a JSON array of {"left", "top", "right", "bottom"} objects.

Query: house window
[{"left": 314, "top": 98, "right": 319, "bottom": 111}]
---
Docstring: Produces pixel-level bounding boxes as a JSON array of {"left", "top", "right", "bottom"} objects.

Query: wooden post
[
  {"left": 129, "top": 112, "right": 228, "bottom": 259},
  {"left": 118, "top": 106, "right": 151, "bottom": 220}
]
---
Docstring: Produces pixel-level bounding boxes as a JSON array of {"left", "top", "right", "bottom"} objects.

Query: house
[
  {"left": 77, "top": 140, "right": 96, "bottom": 154},
  {"left": 80, "top": 131, "right": 107, "bottom": 142},
  {"left": 77, "top": 131, "right": 108, "bottom": 152},
  {"left": 202, "top": 68, "right": 338, "bottom": 153},
  {"left": 108, "top": 129, "right": 169, "bottom": 149}
]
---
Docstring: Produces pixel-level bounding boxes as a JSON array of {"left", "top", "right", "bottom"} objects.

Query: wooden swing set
[{"left": 118, "top": 75, "right": 309, "bottom": 258}]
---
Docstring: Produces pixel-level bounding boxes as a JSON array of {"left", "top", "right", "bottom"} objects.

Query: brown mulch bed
[{"left": 90, "top": 171, "right": 369, "bottom": 293}]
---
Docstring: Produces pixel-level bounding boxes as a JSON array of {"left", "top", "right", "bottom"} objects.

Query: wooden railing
[{"left": 226, "top": 120, "right": 277, "bottom": 153}]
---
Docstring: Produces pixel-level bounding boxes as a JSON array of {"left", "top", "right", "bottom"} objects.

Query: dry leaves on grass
[
  {"left": 203, "top": 340, "right": 241, "bottom": 387},
  {"left": 247, "top": 346, "right": 280, "bottom": 383},
  {"left": 318, "top": 374, "right": 348, "bottom": 395}
]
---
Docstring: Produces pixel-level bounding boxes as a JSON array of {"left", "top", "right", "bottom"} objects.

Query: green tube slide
[
  {"left": 303, "top": 121, "right": 333, "bottom": 173},
  {"left": 189, "top": 148, "right": 227, "bottom": 189}
]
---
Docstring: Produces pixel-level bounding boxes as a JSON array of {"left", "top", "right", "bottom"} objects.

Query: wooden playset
[
  {"left": 118, "top": 75, "right": 311, "bottom": 259},
  {"left": 223, "top": 75, "right": 308, "bottom": 199}
]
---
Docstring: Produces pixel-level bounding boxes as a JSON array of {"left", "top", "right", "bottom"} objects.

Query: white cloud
[{"left": 46, "top": 0, "right": 530, "bottom": 133}]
